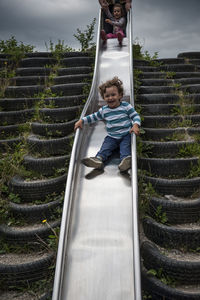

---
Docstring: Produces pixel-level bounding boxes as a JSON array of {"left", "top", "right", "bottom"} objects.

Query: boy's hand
[
  {"left": 74, "top": 119, "right": 83, "bottom": 130},
  {"left": 130, "top": 123, "right": 140, "bottom": 136}
]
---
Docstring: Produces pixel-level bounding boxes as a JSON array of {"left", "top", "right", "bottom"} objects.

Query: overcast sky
[{"left": 0, "top": 0, "right": 200, "bottom": 58}]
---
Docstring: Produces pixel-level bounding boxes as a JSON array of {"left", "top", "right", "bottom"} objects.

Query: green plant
[
  {"left": 0, "top": 62, "right": 15, "bottom": 79},
  {"left": 172, "top": 82, "right": 182, "bottom": 89},
  {"left": 154, "top": 205, "right": 168, "bottom": 224},
  {"left": 143, "top": 50, "right": 158, "bottom": 60},
  {"left": 163, "top": 132, "right": 185, "bottom": 142},
  {"left": 74, "top": 18, "right": 96, "bottom": 52},
  {"left": 133, "top": 38, "right": 143, "bottom": 60},
  {"left": 137, "top": 137, "right": 152, "bottom": 158},
  {"left": 187, "top": 160, "right": 200, "bottom": 178},
  {"left": 143, "top": 293, "right": 152, "bottom": 299},
  {"left": 178, "top": 143, "right": 200, "bottom": 158},
  {"left": 138, "top": 177, "right": 158, "bottom": 215},
  {"left": 134, "top": 69, "right": 143, "bottom": 97},
  {"left": 45, "top": 39, "right": 74, "bottom": 61},
  {"left": 41, "top": 219, "right": 60, "bottom": 251},
  {"left": 8, "top": 192, "right": 21, "bottom": 203},
  {"left": 0, "top": 143, "right": 28, "bottom": 196},
  {"left": 0, "top": 36, "right": 35, "bottom": 64},
  {"left": 171, "top": 104, "right": 195, "bottom": 116},
  {"left": 133, "top": 38, "right": 160, "bottom": 65},
  {"left": 165, "top": 71, "right": 176, "bottom": 79},
  {"left": 169, "top": 118, "right": 192, "bottom": 128},
  {"left": 147, "top": 268, "right": 175, "bottom": 287}
]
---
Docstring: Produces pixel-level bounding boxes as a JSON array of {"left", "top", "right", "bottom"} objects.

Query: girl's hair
[
  {"left": 113, "top": 3, "right": 124, "bottom": 16},
  {"left": 99, "top": 76, "right": 124, "bottom": 98}
]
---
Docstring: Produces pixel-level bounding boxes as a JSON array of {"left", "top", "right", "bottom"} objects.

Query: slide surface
[{"left": 52, "top": 10, "right": 141, "bottom": 300}]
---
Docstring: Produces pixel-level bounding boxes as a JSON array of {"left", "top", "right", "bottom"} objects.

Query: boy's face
[
  {"left": 113, "top": 7, "right": 122, "bottom": 19},
  {"left": 103, "top": 86, "right": 122, "bottom": 109}
]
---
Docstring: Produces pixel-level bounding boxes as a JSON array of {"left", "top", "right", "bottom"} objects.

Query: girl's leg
[
  {"left": 117, "top": 30, "right": 125, "bottom": 44},
  {"left": 96, "top": 136, "right": 119, "bottom": 161},
  {"left": 106, "top": 33, "right": 116, "bottom": 39},
  {"left": 101, "top": 30, "right": 107, "bottom": 41},
  {"left": 119, "top": 134, "right": 131, "bottom": 161}
]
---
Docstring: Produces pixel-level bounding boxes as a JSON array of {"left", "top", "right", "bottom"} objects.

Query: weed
[
  {"left": 41, "top": 219, "right": 60, "bottom": 251},
  {"left": 45, "top": 39, "right": 74, "bottom": 61},
  {"left": 138, "top": 177, "right": 158, "bottom": 215},
  {"left": 0, "top": 61, "right": 16, "bottom": 98},
  {"left": 187, "top": 160, "right": 200, "bottom": 178},
  {"left": 137, "top": 137, "right": 152, "bottom": 158},
  {"left": 147, "top": 268, "right": 175, "bottom": 287},
  {"left": 164, "top": 131, "right": 186, "bottom": 142},
  {"left": 0, "top": 36, "right": 35, "bottom": 64},
  {"left": 165, "top": 71, "right": 176, "bottom": 79},
  {"left": 134, "top": 68, "right": 143, "bottom": 97},
  {"left": 133, "top": 37, "right": 159, "bottom": 64},
  {"left": 172, "top": 104, "right": 194, "bottom": 116},
  {"left": 0, "top": 143, "right": 28, "bottom": 197},
  {"left": 169, "top": 118, "right": 192, "bottom": 128},
  {"left": 142, "top": 292, "right": 152, "bottom": 299},
  {"left": 81, "top": 77, "right": 93, "bottom": 104},
  {"left": 154, "top": 205, "right": 168, "bottom": 224},
  {"left": 74, "top": 18, "right": 96, "bottom": 52},
  {"left": 133, "top": 39, "right": 143, "bottom": 60},
  {"left": 35, "top": 89, "right": 58, "bottom": 100},
  {"left": 143, "top": 50, "right": 160, "bottom": 67},
  {"left": 178, "top": 143, "right": 200, "bottom": 158},
  {"left": 192, "top": 134, "right": 200, "bottom": 142},
  {"left": 8, "top": 192, "right": 21, "bottom": 203},
  {"left": 171, "top": 82, "right": 182, "bottom": 89}
]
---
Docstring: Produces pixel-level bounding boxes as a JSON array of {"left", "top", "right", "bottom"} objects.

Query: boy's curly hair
[{"left": 99, "top": 76, "right": 124, "bottom": 99}]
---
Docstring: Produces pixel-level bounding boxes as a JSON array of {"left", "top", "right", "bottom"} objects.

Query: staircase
[
  {"left": 136, "top": 52, "right": 200, "bottom": 299},
  {"left": 0, "top": 51, "right": 93, "bottom": 299},
  {"left": 1, "top": 49, "right": 200, "bottom": 299}
]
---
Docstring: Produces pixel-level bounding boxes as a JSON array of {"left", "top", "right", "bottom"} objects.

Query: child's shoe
[
  {"left": 82, "top": 157, "right": 104, "bottom": 169},
  {"left": 100, "top": 30, "right": 107, "bottom": 43},
  {"left": 118, "top": 156, "right": 131, "bottom": 172},
  {"left": 117, "top": 32, "right": 123, "bottom": 45}
]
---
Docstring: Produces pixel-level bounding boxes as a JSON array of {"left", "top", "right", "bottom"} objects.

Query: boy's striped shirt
[{"left": 81, "top": 101, "right": 141, "bottom": 139}]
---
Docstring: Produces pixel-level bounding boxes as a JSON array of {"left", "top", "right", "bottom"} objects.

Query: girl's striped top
[{"left": 81, "top": 101, "right": 141, "bottom": 139}]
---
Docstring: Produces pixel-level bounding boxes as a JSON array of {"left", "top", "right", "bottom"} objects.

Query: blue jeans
[{"left": 96, "top": 134, "right": 131, "bottom": 162}]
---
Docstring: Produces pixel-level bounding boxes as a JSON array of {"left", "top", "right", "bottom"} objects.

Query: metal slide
[{"left": 52, "top": 9, "right": 141, "bottom": 300}]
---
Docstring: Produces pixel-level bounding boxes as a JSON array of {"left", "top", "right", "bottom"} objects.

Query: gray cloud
[
  {"left": 133, "top": 0, "right": 200, "bottom": 58},
  {"left": 0, "top": 0, "right": 200, "bottom": 58}
]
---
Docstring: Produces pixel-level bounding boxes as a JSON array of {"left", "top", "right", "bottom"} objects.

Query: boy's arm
[
  {"left": 74, "top": 119, "right": 83, "bottom": 130},
  {"left": 130, "top": 123, "right": 140, "bottom": 135},
  {"left": 74, "top": 108, "right": 104, "bottom": 130},
  {"left": 126, "top": 103, "right": 141, "bottom": 135}
]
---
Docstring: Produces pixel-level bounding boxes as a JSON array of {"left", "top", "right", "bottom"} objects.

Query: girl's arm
[{"left": 109, "top": 17, "right": 125, "bottom": 28}]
